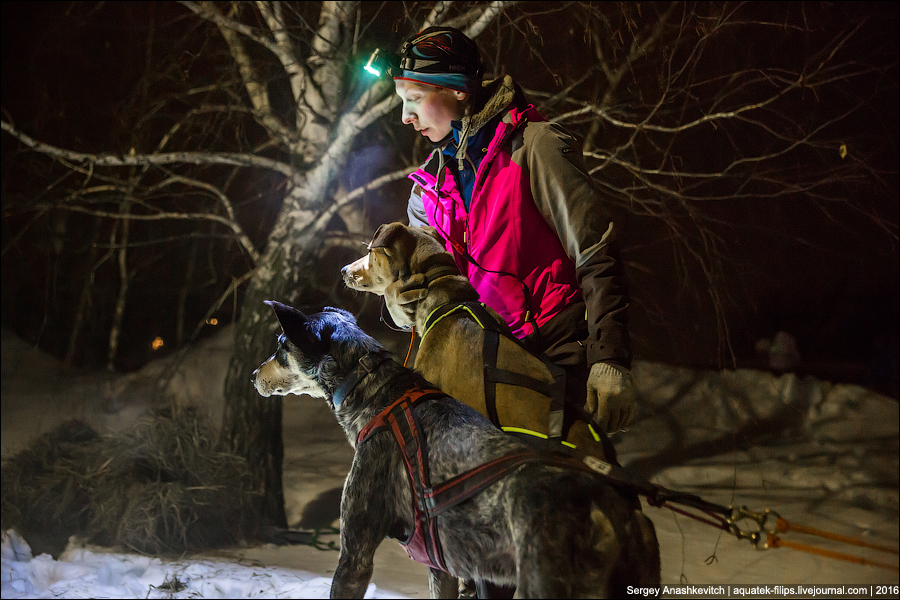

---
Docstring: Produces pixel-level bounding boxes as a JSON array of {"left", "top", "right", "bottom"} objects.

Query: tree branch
[
  {"left": 255, "top": 0, "right": 313, "bottom": 129},
  {"left": 196, "top": 1, "right": 297, "bottom": 148},
  {"left": 1, "top": 120, "right": 297, "bottom": 183}
]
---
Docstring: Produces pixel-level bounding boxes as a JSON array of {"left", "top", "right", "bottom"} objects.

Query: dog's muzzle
[
  {"left": 251, "top": 361, "right": 276, "bottom": 397},
  {"left": 250, "top": 367, "right": 266, "bottom": 396}
]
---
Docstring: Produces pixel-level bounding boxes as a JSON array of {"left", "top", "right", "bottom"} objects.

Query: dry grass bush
[{"left": 1, "top": 406, "right": 259, "bottom": 557}]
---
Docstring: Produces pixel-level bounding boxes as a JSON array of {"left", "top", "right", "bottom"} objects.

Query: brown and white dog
[
  {"left": 252, "top": 302, "right": 660, "bottom": 598},
  {"left": 341, "top": 222, "right": 614, "bottom": 465}
]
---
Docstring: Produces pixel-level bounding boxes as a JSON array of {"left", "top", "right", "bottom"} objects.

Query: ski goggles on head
[{"left": 363, "top": 27, "right": 482, "bottom": 93}]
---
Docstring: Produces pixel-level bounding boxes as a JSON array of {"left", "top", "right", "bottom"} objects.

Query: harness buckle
[
  {"left": 359, "top": 353, "right": 382, "bottom": 373},
  {"left": 726, "top": 505, "right": 781, "bottom": 549}
]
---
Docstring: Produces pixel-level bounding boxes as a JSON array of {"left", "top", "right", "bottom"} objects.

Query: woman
[{"left": 389, "top": 26, "right": 636, "bottom": 437}]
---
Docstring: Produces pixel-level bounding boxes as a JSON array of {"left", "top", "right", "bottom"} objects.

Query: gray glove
[
  {"left": 585, "top": 362, "right": 635, "bottom": 433},
  {"left": 384, "top": 273, "right": 428, "bottom": 328}
]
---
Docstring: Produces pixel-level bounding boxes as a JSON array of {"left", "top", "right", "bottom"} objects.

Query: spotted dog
[{"left": 252, "top": 301, "right": 660, "bottom": 598}]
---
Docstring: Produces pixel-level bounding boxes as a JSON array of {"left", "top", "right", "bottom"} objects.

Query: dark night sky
[{"left": 1, "top": 2, "right": 897, "bottom": 395}]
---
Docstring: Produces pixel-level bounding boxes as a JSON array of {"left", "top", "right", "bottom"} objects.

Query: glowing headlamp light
[{"left": 362, "top": 48, "right": 399, "bottom": 78}]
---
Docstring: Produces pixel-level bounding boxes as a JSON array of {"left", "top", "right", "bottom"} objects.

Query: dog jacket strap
[
  {"left": 538, "top": 357, "right": 567, "bottom": 443},
  {"left": 481, "top": 328, "right": 503, "bottom": 428},
  {"left": 423, "top": 301, "right": 560, "bottom": 399},
  {"left": 357, "top": 387, "right": 444, "bottom": 444},
  {"left": 422, "top": 301, "right": 488, "bottom": 341},
  {"left": 423, "top": 451, "right": 538, "bottom": 515},
  {"left": 387, "top": 402, "right": 447, "bottom": 572},
  {"left": 423, "top": 301, "right": 514, "bottom": 343},
  {"left": 473, "top": 307, "right": 564, "bottom": 442},
  {"left": 483, "top": 361, "right": 555, "bottom": 398}
]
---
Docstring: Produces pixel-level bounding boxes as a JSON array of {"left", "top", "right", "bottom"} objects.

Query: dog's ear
[
  {"left": 265, "top": 300, "right": 316, "bottom": 348},
  {"left": 419, "top": 226, "right": 445, "bottom": 245},
  {"left": 368, "top": 222, "right": 400, "bottom": 251},
  {"left": 370, "top": 222, "right": 414, "bottom": 279}
]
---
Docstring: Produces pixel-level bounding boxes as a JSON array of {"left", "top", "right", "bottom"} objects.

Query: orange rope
[
  {"left": 767, "top": 535, "right": 899, "bottom": 572},
  {"left": 660, "top": 504, "right": 899, "bottom": 572},
  {"left": 403, "top": 328, "right": 416, "bottom": 367},
  {"left": 776, "top": 517, "right": 899, "bottom": 555}
]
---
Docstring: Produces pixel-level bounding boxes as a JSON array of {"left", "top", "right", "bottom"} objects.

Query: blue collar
[{"left": 331, "top": 352, "right": 392, "bottom": 409}]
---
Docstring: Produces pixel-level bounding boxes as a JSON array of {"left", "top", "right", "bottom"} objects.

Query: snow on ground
[
  {"left": 1, "top": 529, "right": 399, "bottom": 599},
  {"left": 2, "top": 325, "right": 898, "bottom": 598}
]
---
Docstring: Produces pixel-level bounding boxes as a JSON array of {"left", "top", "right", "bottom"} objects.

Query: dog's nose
[
  {"left": 250, "top": 369, "right": 257, "bottom": 385},
  {"left": 340, "top": 265, "right": 349, "bottom": 277}
]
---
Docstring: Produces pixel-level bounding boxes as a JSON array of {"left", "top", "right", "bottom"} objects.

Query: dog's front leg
[
  {"left": 331, "top": 547, "right": 375, "bottom": 599},
  {"left": 331, "top": 506, "right": 383, "bottom": 598},
  {"left": 330, "top": 449, "right": 397, "bottom": 599},
  {"left": 428, "top": 568, "right": 458, "bottom": 599}
]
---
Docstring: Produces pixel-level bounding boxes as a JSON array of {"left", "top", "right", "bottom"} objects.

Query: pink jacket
[{"left": 408, "top": 77, "right": 631, "bottom": 366}]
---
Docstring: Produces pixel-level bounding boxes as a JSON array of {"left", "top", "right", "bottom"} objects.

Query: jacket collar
[{"left": 445, "top": 75, "right": 518, "bottom": 170}]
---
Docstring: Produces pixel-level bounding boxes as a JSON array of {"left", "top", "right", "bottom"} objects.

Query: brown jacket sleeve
[{"left": 523, "top": 120, "right": 632, "bottom": 368}]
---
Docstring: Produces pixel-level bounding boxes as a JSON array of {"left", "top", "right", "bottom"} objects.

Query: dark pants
[{"left": 522, "top": 302, "right": 591, "bottom": 434}]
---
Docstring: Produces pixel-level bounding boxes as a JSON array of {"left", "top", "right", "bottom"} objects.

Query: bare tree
[
  {"left": 493, "top": 2, "right": 897, "bottom": 366},
  {"left": 3, "top": 1, "right": 896, "bottom": 529},
  {"left": 3, "top": 1, "right": 509, "bottom": 528}
]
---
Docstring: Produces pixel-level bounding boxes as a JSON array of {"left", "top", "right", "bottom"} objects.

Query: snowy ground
[
  {"left": 2, "top": 325, "right": 897, "bottom": 598},
  {"left": 1, "top": 528, "right": 399, "bottom": 599}
]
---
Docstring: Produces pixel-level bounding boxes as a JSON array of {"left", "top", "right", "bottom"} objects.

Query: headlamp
[{"left": 362, "top": 48, "right": 399, "bottom": 78}]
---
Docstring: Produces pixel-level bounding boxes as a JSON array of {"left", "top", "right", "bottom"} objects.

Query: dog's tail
[
  {"left": 589, "top": 506, "right": 621, "bottom": 563},
  {"left": 608, "top": 510, "right": 662, "bottom": 597}
]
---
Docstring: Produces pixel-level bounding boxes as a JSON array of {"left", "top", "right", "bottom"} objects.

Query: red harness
[
  {"left": 357, "top": 387, "right": 448, "bottom": 570},
  {"left": 356, "top": 386, "right": 595, "bottom": 572}
]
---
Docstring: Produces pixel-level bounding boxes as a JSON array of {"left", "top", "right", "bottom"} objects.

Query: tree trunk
[
  {"left": 205, "top": 0, "right": 501, "bottom": 535},
  {"left": 106, "top": 199, "right": 132, "bottom": 372},
  {"left": 176, "top": 241, "right": 199, "bottom": 349},
  {"left": 218, "top": 187, "right": 325, "bottom": 530},
  {"left": 65, "top": 216, "right": 103, "bottom": 368}
]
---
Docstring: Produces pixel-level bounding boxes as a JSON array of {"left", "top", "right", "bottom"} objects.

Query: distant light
[
  {"left": 151, "top": 337, "right": 164, "bottom": 351},
  {"left": 206, "top": 318, "right": 218, "bottom": 326}
]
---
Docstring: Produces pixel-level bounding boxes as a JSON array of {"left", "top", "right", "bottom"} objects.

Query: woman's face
[{"left": 395, "top": 80, "right": 468, "bottom": 143}]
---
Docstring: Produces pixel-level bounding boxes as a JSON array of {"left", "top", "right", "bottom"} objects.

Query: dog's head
[
  {"left": 341, "top": 222, "right": 446, "bottom": 295},
  {"left": 252, "top": 301, "right": 382, "bottom": 399}
]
